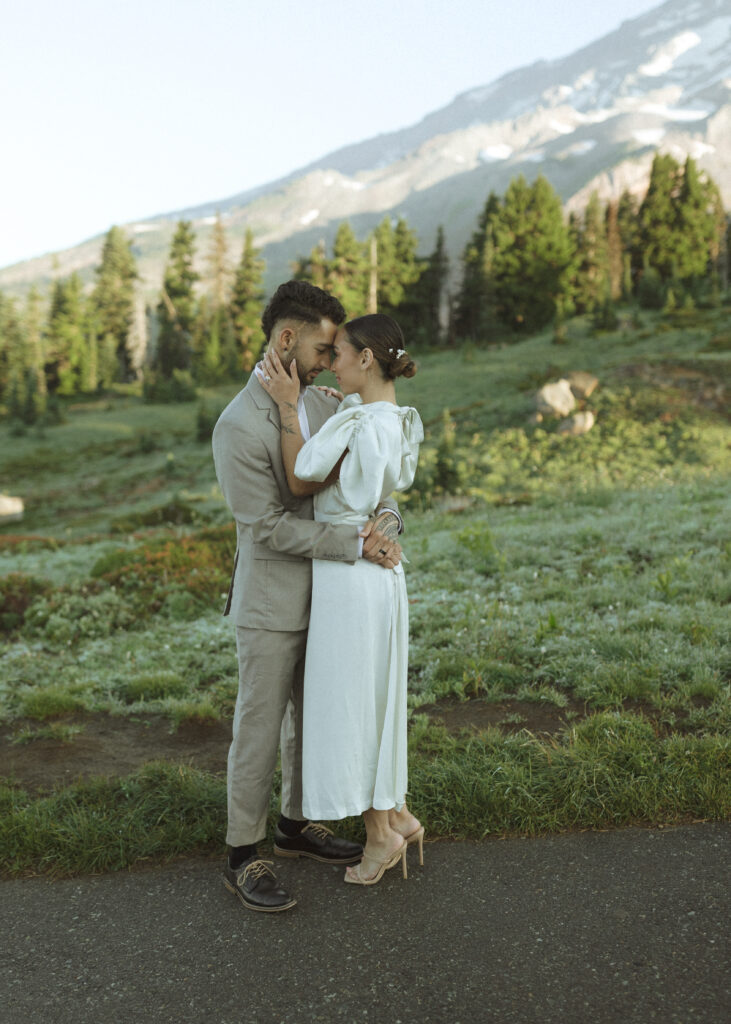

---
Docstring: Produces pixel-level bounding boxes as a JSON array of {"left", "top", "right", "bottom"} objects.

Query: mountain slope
[{"left": 2, "top": 0, "right": 729, "bottom": 299}]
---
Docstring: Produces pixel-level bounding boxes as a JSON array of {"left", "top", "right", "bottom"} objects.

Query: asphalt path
[{"left": 1, "top": 823, "right": 728, "bottom": 1024}]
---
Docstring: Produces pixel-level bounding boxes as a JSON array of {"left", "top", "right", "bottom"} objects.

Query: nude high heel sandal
[
  {"left": 405, "top": 826, "right": 425, "bottom": 866},
  {"left": 344, "top": 839, "right": 408, "bottom": 885}
]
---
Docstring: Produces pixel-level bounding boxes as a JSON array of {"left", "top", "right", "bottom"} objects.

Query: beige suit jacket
[{"left": 212, "top": 374, "right": 397, "bottom": 632}]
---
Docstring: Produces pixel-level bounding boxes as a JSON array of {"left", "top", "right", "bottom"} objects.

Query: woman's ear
[{"left": 361, "top": 347, "right": 374, "bottom": 369}]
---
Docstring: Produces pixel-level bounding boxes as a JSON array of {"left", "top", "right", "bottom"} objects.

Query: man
[{"left": 212, "top": 280, "right": 402, "bottom": 912}]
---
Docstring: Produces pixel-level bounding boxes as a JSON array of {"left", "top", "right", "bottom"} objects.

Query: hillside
[
  {"left": 1, "top": 0, "right": 729, "bottom": 301},
  {"left": 1, "top": 305, "right": 729, "bottom": 874}
]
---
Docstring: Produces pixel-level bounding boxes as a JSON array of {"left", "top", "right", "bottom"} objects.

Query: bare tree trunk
[{"left": 368, "top": 235, "right": 378, "bottom": 314}]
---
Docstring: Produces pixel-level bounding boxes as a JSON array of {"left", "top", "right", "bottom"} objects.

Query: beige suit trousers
[{"left": 226, "top": 626, "right": 307, "bottom": 846}]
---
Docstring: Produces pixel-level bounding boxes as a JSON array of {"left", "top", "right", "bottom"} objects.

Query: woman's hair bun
[{"left": 343, "top": 313, "right": 417, "bottom": 381}]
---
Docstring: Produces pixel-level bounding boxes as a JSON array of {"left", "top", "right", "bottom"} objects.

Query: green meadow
[{"left": 1, "top": 307, "right": 729, "bottom": 875}]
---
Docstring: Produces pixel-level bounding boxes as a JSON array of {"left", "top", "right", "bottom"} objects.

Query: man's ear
[{"left": 278, "top": 326, "right": 297, "bottom": 353}]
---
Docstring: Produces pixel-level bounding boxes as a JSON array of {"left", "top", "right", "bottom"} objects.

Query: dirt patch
[
  {"left": 415, "top": 697, "right": 588, "bottom": 736},
  {"left": 415, "top": 695, "right": 709, "bottom": 738},
  {"left": 618, "top": 362, "right": 728, "bottom": 418},
  {"left": 1, "top": 714, "right": 231, "bottom": 794}
]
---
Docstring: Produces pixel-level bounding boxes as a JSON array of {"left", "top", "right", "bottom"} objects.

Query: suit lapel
[{"left": 247, "top": 372, "right": 280, "bottom": 430}]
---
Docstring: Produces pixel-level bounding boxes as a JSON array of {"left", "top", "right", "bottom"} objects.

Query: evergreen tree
[
  {"left": 617, "top": 190, "right": 641, "bottom": 298},
  {"left": 372, "top": 218, "right": 397, "bottom": 308},
  {"left": 675, "top": 156, "right": 722, "bottom": 284},
  {"left": 491, "top": 175, "right": 574, "bottom": 332},
  {"left": 207, "top": 212, "right": 231, "bottom": 310},
  {"left": 0, "top": 296, "right": 25, "bottom": 419},
  {"left": 92, "top": 225, "right": 138, "bottom": 381},
  {"left": 47, "top": 273, "right": 88, "bottom": 394},
  {"left": 455, "top": 192, "right": 500, "bottom": 340},
  {"left": 23, "top": 288, "right": 47, "bottom": 419},
  {"left": 573, "top": 191, "right": 609, "bottom": 313},
  {"left": 639, "top": 153, "right": 682, "bottom": 281},
  {"left": 326, "top": 221, "right": 368, "bottom": 317},
  {"left": 192, "top": 295, "right": 223, "bottom": 385},
  {"left": 230, "top": 227, "right": 266, "bottom": 372},
  {"left": 155, "top": 221, "right": 199, "bottom": 376},
  {"left": 419, "top": 225, "right": 449, "bottom": 345},
  {"left": 292, "top": 239, "right": 327, "bottom": 288},
  {"left": 605, "top": 200, "right": 623, "bottom": 302}
]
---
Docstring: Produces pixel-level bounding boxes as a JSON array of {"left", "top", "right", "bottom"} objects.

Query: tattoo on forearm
[
  {"left": 375, "top": 513, "right": 400, "bottom": 541},
  {"left": 279, "top": 402, "right": 299, "bottom": 436}
]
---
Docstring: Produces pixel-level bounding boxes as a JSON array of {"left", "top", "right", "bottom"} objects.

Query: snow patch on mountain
[
  {"left": 300, "top": 209, "right": 319, "bottom": 226},
  {"left": 633, "top": 128, "right": 667, "bottom": 145},
  {"left": 480, "top": 144, "right": 513, "bottom": 161},
  {"left": 639, "top": 30, "right": 701, "bottom": 76},
  {"left": 639, "top": 101, "right": 714, "bottom": 119}
]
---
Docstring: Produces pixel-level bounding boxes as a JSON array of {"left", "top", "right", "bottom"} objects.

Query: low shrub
[
  {"left": 142, "top": 368, "right": 197, "bottom": 404},
  {"left": 18, "top": 685, "right": 87, "bottom": 720},
  {"left": 0, "top": 574, "right": 52, "bottom": 633},
  {"left": 120, "top": 671, "right": 189, "bottom": 703},
  {"left": 110, "top": 498, "right": 208, "bottom": 534},
  {"left": 23, "top": 587, "right": 137, "bottom": 645}
]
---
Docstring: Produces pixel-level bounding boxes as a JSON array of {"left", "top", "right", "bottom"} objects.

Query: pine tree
[
  {"left": 455, "top": 192, "right": 500, "bottom": 340},
  {"left": 326, "top": 222, "right": 368, "bottom": 317},
  {"left": 207, "top": 213, "right": 231, "bottom": 310},
  {"left": 605, "top": 200, "right": 623, "bottom": 302},
  {"left": 617, "top": 190, "right": 641, "bottom": 298},
  {"left": 639, "top": 154, "right": 682, "bottom": 281},
  {"left": 230, "top": 227, "right": 266, "bottom": 373},
  {"left": 674, "top": 157, "right": 722, "bottom": 284},
  {"left": 47, "top": 274, "right": 88, "bottom": 394},
  {"left": 92, "top": 225, "right": 138, "bottom": 381},
  {"left": 420, "top": 225, "right": 449, "bottom": 345},
  {"left": 292, "top": 239, "right": 327, "bottom": 288},
  {"left": 491, "top": 175, "right": 574, "bottom": 332},
  {"left": 573, "top": 191, "right": 609, "bottom": 313},
  {"left": 373, "top": 217, "right": 397, "bottom": 309},
  {"left": 0, "top": 296, "right": 25, "bottom": 420},
  {"left": 155, "top": 221, "right": 199, "bottom": 377},
  {"left": 23, "top": 288, "right": 47, "bottom": 419}
]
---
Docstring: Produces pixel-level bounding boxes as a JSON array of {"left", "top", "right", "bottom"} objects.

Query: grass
[
  {"left": 1, "top": 715, "right": 726, "bottom": 877},
  {"left": 0, "top": 304, "right": 729, "bottom": 874}
]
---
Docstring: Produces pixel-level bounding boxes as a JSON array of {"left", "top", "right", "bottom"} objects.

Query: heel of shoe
[
  {"left": 415, "top": 828, "right": 424, "bottom": 867},
  {"left": 406, "top": 826, "right": 425, "bottom": 866}
]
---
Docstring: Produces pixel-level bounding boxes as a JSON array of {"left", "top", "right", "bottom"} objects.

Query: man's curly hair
[{"left": 261, "top": 280, "right": 346, "bottom": 341}]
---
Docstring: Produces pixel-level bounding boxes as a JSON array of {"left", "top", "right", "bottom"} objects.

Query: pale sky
[{"left": 0, "top": 0, "right": 664, "bottom": 269}]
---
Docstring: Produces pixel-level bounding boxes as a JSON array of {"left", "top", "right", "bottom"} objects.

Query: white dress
[{"left": 294, "top": 394, "right": 424, "bottom": 820}]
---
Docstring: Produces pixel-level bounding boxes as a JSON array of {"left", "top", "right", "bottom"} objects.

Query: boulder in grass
[
  {"left": 535, "top": 379, "right": 576, "bottom": 418},
  {"left": 558, "top": 411, "right": 596, "bottom": 436},
  {"left": 0, "top": 494, "right": 24, "bottom": 522},
  {"left": 567, "top": 371, "right": 599, "bottom": 399}
]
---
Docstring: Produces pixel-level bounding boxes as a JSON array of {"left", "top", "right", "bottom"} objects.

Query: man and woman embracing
[{"left": 212, "top": 280, "right": 424, "bottom": 911}]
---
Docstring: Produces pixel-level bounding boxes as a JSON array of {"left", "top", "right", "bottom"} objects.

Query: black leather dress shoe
[
  {"left": 222, "top": 858, "right": 297, "bottom": 912},
  {"left": 273, "top": 822, "right": 363, "bottom": 864}
]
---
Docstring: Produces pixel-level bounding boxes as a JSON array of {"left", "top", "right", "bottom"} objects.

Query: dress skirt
[{"left": 301, "top": 557, "right": 409, "bottom": 821}]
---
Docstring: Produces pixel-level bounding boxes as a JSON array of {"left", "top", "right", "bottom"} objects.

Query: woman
[{"left": 260, "top": 313, "right": 424, "bottom": 885}]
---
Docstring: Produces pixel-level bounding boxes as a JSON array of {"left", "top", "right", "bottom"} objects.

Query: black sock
[
  {"left": 278, "top": 814, "right": 309, "bottom": 837},
  {"left": 228, "top": 844, "right": 257, "bottom": 869}
]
